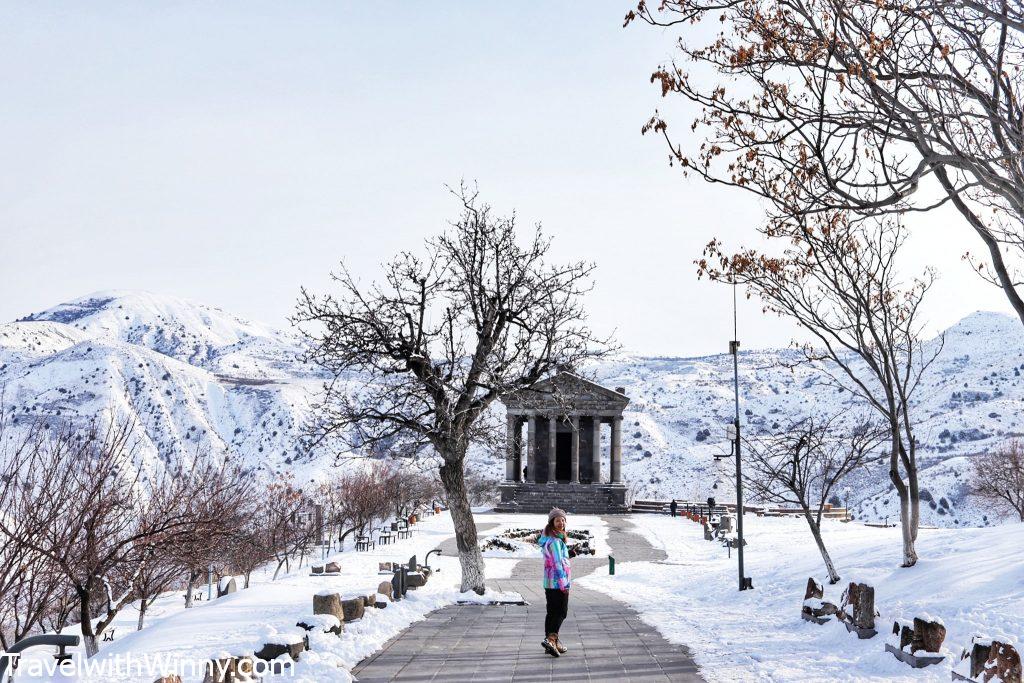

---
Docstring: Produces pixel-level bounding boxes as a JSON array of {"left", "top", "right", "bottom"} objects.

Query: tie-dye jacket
[{"left": 539, "top": 533, "right": 572, "bottom": 590}]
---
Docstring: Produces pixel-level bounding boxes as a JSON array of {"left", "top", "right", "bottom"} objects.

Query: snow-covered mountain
[
  {"left": 1, "top": 291, "right": 1018, "bottom": 526},
  {"left": 0, "top": 291, "right": 324, "bottom": 481},
  {"left": 593, "top": 310, "right": 1022, "bottom": 528}
]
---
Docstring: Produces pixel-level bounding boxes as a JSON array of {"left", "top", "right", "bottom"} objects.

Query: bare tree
[
  {"left": 293, "top": 186, "right": 612, "bottom": 592},
  {"left": 223, "top": 512, "right": 276, "bottom": 589},
  {"left": 314, "top": 466, "right": 396, "bottom": 552},
  {"left": 700, "top": 213, "right": 940, "bottom": 566},
  {"left": 169, "top": 527, "right": 221, "bottom": 609},
  {"left": 128, "top": 548, "right": 179, "bottom": 631},
  {"left": 627, "top": 0, "right": 1024, "bottom": 327},
  {"left": 0, "top": 417, "right": 65, "bottom": 650},
  {"left": 744, "top": 417, "right": 884, "bottom": 582},
  {"left": 381, "top": 464, "right": 442, "bottom": 521},
  {"left": 40, "top": 584, "right": 77, "bottom": 636},
  {"left": 0, "top": 549, "right": 64, "bottom": 651},
  {"left": 314, "top": 477, "right": 346, "bottom": 553},
  {"left": 0, "top": 418, "right": 250, "bottom": 655},
  {"left": 167, "top": 459, "right": 253, "bottom": 608},
  {"left": 258, "top": 474, "right": 318, "bottom": 579},
  {"left": 971, "top": 439, "right": 1024, "bottom": 521},
  {"left": 335, "top": 464, "right": 393, "bottom": 547},
  {"left": 464, "top": 470, "right": 500, "bottom": 507}
]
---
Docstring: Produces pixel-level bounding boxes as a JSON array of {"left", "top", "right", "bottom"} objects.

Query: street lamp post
[{"left": 729, "top": 280, "right": 752, "bottom": 592}]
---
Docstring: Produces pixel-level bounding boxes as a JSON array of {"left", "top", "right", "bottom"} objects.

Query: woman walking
[{"left": 539, "top": 507, "right": 583, "bottom": 657}]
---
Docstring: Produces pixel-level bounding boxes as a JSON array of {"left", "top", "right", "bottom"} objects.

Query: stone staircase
[{"left": 495, "top": 482, "right": 630, "bottom": 514}]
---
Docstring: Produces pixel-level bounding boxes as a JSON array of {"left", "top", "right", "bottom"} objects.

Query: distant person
[
  {"left": 670, "top": 499, "right": 678, "bottom": 517},
  {"left": 539, "top": 507, "right": 586, "bottom": 657}
]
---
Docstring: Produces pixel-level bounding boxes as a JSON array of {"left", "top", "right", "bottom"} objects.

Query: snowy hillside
[
  {"left": 1, "top": 292, "right": 326, "bottom": 480},
  {"left": 1, "top": 291, "right": 1020, "bottom": 526},
  {"left": 593, "top": 311, "right": 1024, "bottom": 528}
]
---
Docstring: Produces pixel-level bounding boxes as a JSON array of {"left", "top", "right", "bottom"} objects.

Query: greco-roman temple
[{"left": 496, "top": 372, "right": 630, "bottom": 514}]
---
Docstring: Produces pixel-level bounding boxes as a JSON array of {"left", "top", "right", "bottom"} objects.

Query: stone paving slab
[{"left": 353, "top": 516, "right": 705, "bottom": 682}]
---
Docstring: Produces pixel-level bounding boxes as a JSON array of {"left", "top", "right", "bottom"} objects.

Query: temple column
[
  {"left": 513, "top": 419, "right": 523, "bottom": 482},
  {"left": 611, "top": 415, "right": 623, "bottom": 483},
  {"left": 548, "top": 415, "right": 557, "bottom": 484},
  {"left": 505, "top": 415, "right": 516, "bottom": 482},
  {"left": 570, "top": 415, "right": 580, "bottom": 484},
  {"left": 527, "top": 414, "right": 537, "bottom": 483},
  {"left": 591, "top": 416, "right": 602, "bottom": 484}
]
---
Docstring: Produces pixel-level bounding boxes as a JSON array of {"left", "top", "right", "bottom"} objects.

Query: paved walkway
[{"left": 352, "top": 516, "right": 704, "bottom": 682}]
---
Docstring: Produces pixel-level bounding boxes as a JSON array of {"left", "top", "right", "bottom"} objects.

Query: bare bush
[{"left": 971, "top": 440, "right": 1024, "bottom": 521}]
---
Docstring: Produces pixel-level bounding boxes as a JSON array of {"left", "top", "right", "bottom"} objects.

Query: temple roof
[{"left": 500, "top": 372, "right": 629, "bottom": 414}]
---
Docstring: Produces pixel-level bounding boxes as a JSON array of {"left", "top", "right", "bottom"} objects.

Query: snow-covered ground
[
  {"left": 11, "top": 511, "right": 1020, "bottom": 681},
  {"left": 10, "top": 511, "right": 607, "bottom": 682},
  {"left": 14, "top": 513, "right": 466, "bottom": 682},
  {"left": 579, "top": 514, "right": 1024, "bottom": 682}
]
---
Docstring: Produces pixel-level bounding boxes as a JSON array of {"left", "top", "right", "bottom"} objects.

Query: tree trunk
[
  {"left": 898, "top": 493, "right": 917, "bottom": 566},
  {"left": 889, "top": 434, "right": 917, "bottom": 567},
  {"left": 439, "top": 457, "right": 485, "bottom": 594},
  {"left": 185, "top": 570, "right": 200, "bottom": 608},
  {"left": 78, "top": 587, "right": 99, "bottom": 657},
  {"left": 903, "top": 440, "right": 921, "bottom": 541},
  {"left": 137, "top": 598, "right": 147, "bottom": 631},
  {"left": 83, "top": 634, "right": 99, "bottom": 658},
  {"left": 802, "top": 509, "right": 840, "bottom": 584},
  {"left": 244, "top": 572, "right": 251, "bottom": 589},
  {"left": 909, "top": 482, "right": 921, "bottom": 542}
]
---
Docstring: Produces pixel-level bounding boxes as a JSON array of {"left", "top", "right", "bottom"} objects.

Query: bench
[
  {"left": 356, "top": 535, "right": 376, "bottom": 552},
  {"left": 378, "top": 527, "right": 394, "bottom": 545},
  {"left": 396, "top": 521, "right": 412, "bottom": 541},
  {"left": 183, "top": 591, "right": 204, "bottom": 605}
]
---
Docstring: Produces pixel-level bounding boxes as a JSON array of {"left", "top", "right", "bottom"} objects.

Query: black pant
[{"left": 545, "top": 588, "right": 569, "bottom": 635}]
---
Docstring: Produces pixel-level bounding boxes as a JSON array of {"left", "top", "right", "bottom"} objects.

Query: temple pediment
[{"left": 500, "top": 372, "right": 629, "bottom": 414}]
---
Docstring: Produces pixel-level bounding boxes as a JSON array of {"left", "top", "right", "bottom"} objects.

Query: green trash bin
[{"left": 609, "top": 556, "right": 615, "bottom": 575}]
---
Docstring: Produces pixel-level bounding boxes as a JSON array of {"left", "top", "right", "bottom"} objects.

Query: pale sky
[{"left": 0, "top": 2, "right": 1015, "bottom": 356}]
